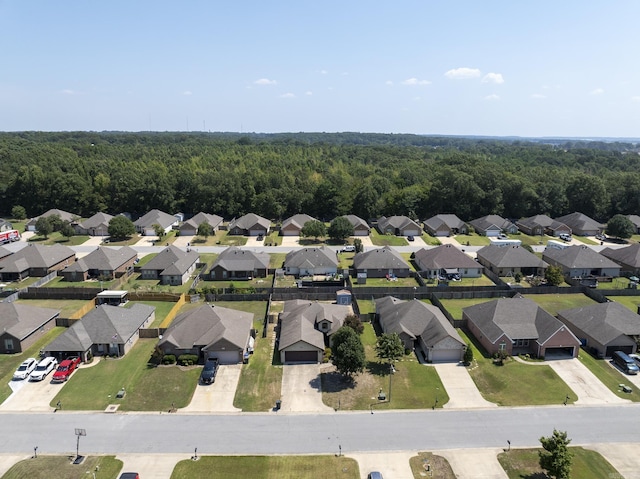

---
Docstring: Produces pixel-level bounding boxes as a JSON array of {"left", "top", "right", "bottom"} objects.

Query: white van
[{"left": 29, "top": 357, "right": 58, "bottom": 381}]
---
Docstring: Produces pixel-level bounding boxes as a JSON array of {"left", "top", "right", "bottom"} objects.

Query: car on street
[
  {"left": 341, "top": 244, "right": 356, "bottom": 252},
  {"left": 200, "top": 357, "right": 219, "bottom": 384},
  {"left": 51, "top": 356, "right": 81, "bottom": 383},
  {"left": 13, "top": 358, "right": 37, "bottom": 380},
  {"left": 29, "top": 357, "right": 58, "bottom": 382}
]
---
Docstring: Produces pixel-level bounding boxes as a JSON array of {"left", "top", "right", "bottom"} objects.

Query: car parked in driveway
[
  {"left": 118, "top": 473, "right": 140, "bottom": 479},
  {"left": 200, "top": 357, "right": 219, "bottom": 384},
  {"left": 51, "top": 356, "right": 81, "bottom": 383},
  {"left": 29, "top": 357, "right": 58, "bottom": 382},
  {"left": 13, "top": 358, "right": 37, "bottom": 380}
]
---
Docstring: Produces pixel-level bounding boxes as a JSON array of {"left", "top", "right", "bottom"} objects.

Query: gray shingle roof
[
  {"left": 142, "top": 245, "right": 199, "bottom": 275},
  {"left": 284, "top": 247, "right": 338, "bottom": 270},
  {"left": 558, "top": 302, "right": 640, "bottom": 344},
  {"left": 517, "top": 214, "right": 569, "bottom": 233},
  {"left": 424, "top": 214, "right": 466, "bottom": 231},
  {"left": 353, "top": 247, "right": 410, "bottom": 270},
  {"left": 601, "top": 244, "right": 640, "bottom": 269},
  {"left": 134, "top": 209, "right": 177, "bottom": 229},
  {"left": 0, "top": 303, "right": 60, "bottom": 340},
  {"left": 228, "top": 213, "right": 270, "bottom": 232},
  {"left": 0, "top": 244, "right": 75, "bottom": 273},
  {"left": 180, "top": 212, "right": 223, "bottom": 231},
  {"left": 477, "top": 244, "right": 548, "bottom": 268},
  {"left": 469, "top": 215, "right": 516, "bottom": 233},
  {"left": 278, "top": 300, "right": 351, "bottom": 350},
  {"left": 209, "top": 246, "right": 269, "bottom": 273},
  {"left": 543, "top": 245, "right": 620, "bottom": 270},
  {"left": 414, "top": 245, "right": 480, "bottom": 271},
  {"left": 282, "top": 214, "right": 317, "bottom": 231},
  {"left": 342, "top": 215, "right": 370, "bottom": 231},
  {"left": 77, "top": 212, "right": 114, "bottom": 230},
  {"left": 555, "top": 212, "right": 604, "bottom": 234},
  {"left": 64, "top": 246, "right": 137, "bottom": 273},
  {"left": 377, "top": 216, "right": 420, "bottom": 232},
  {"left": 26, "top": 209, "right": 78, "bottom": 227}
]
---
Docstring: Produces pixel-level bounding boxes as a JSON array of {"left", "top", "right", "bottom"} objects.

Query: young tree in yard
[
  {"left": 375, "top": 333, "right": 404, "bottom": 365},
  {"left": 353, "top": 238, "right": 363, "bottom": 253},
  {"left": 152, "top": 223, "right": 166, "bottom": 239},
  {"left": 539, "top": 429, "right": 573, "bottom": 479},
  {"left": 606, "top": 214, "right": 635, "bottom": 240},
  {"left": 59, "top": 220, "right": 75, "bottom": 240},
  {"left": 343, "top": 313, "right": 364, "bottom": 335},
  {"left": 35, "top": 216, "right": 54, "bottom": 239},
  {"left": 331, "top": 326, "right": 365, "bottom": 377},
  {"left": 11, "top": 205, "right": 26, "bottom": 220},
  {"left": 108, "top": 215, "right": 135, "bottom": 240},
  {"left": 300, "top": 220, "right": 327, "bottom": 241},
  {"left": 328, "top": 216, "right": 354, "bottom": 242},
  {"left": 463, "top": 344, "right": 474, "bottom": 365},
  {"left": 545, "top": 265, "right": 564, "bottom": 286},
  {"left": 197, "top": 220, "right": 213, "bottom": 240}
]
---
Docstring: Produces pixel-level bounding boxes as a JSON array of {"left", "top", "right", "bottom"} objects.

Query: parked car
[
  {"left": 612, "top": 350, "right": 639, "bottom": 375},
  {"left": 341, "top": 244, "right": 356, "bottom": 252},
  {"left": 200, "top": 357, "right": 219, "bottom": 384},
  {"left": 13, "top": 358, "right": 37, "bottom": 380},
  {"left": 407, "top": 235, "right": 415, "bottom": 241},
  {"left": 559, "top": 233, "right": 572, "bottom": 241},
  {"left": 367, "top": 472, "right": 384, "bottom": 479},
  {"left": 256, "top": 234, "right": 264, "bottom": 241},
  {"left": 51, "top": 356, "right": 81, "bottom": 383},
  {"left": 629, "top": 353, "right": 640, "bottom": 367},
  {"left": 118, "top": 474, "right": 140, "bottom": 479},
  {"left": 29, "top": 357, "right": 58, "bottom": 382}
]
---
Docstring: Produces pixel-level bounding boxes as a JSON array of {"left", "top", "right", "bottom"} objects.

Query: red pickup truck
[{"left": 51, "top": 356, "right": 81, "bottom": 383}]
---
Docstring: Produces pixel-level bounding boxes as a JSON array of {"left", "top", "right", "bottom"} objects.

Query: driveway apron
[
  {"left": 439, "top": 448, "right": 508, "bottom": 479},
  {"left": 181, "top": 365, "right": 242, "bottom": 413},
  {"left": 433, "top": 363, "right": 497, "bottom": 409},
  {"left": 350, "top": 451, "right": 415, "bottom": 479},
  {"left": 280, "top": 364, "right": 333, "bottom": 413}
]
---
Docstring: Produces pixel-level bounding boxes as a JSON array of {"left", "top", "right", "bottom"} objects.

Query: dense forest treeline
[{"left": 1, "top": 131, "right": 640, "bottom": 223}]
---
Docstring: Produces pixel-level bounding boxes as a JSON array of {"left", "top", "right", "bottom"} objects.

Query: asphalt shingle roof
[
  {"left": 558, "top": 302, "right": 640, "bottom": 344},
  {"left": 414, "top": 245, "right": 481, "bottom": 271},
  {"left": 0, "top": 244, "right": 75, "bottom": 273},
  {"left": 0, "top": 303, "right": 60, "bottom": 340},
  {"left": 477, "top": 244, "right": 548, "bottom": 268},
  {"left": 353, "top": 247, "right": 410, "bottom": 271},
  {"left": 543, "top": 245, "right": 620, "bottom": 270},
  {"left": 284, "top": 247, "right": 338, "bottom": 270}
]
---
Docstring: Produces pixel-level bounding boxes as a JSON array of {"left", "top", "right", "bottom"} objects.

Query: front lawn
[
  {"left": 370, "top": 230, "right": 408, "bottom": 247},
  {"left": 2, "top": 455, "right": 123, "bottom": 479},
  {"left": 214, "top": 231, "right": 247, "bottom": 246},
  {"left": 322, "top": 323, "right": 448, "bottom": 410},
  {"left": 460, "top": 330, "right": 574, "bottom": 406},
  {"left": 409, "top": 452, "right": 456, "bottom": 479},
  {"left": 525, "top": 293, "right": 596, "bottom": 316},
  {"left": 577, "top": 350, "right": 640, "bottom": 401},
  {"left": 454, "top": 233, "right": 491, "bottom": 246},
  {"left": 498, "top": 447, "right": 619, "bottom": 479},
  {"left": 51, "top": 338, "right": 199, "bottom": 411},
  {"left": 351, "top": 276, "right": 421, "bottom": 287},
  {"left": 171, "top": 455, "right": 359, "bottom": 479},
  {"left": 28, "top": 233, "right": 90, "bottom": 245}
]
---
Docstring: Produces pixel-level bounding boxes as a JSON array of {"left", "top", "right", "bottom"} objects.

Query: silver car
[
  {"left": 13, "top": 358, "right": 37, "bottom": 380},
  {"left": 29, "top": 357, "right": 58, "bottom": 382}
]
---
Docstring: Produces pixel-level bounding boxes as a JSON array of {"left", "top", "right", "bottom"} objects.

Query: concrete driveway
[
  {"left": 173, "top": 234, "right": 194, "bottom": 247},
  {"left": 590, "top": 443, "right": 640, "bottom": 479},
  {"left": 117, "top": 454, "right": 185, "bottom": 479},
  {"left": 280, "top": 236, "right": 300, "bottom": 247},
  {"left": 438, "top": 236, "right": 462, "bottom": 247},
  {"left": 354, "top": 235, "right": 373, "bottom": 247},
  {"left": 350, "top": 451, "right": 415, "bottom": 479},
  {"left": 0, "top": 375, "right": 66, "bottom": 412},
  {"left": 133, "top": 235, "right": 160, "bottom": 246},
  {"left": 0, "top": 455, "right": 30, "bottom": 476},
  {"left": 181, "top": 365, "right": 242, "bottom": 413},
  {"left": 433, "top": 363, "right": 497, "bottom": 409},
  {"left": 280, "top": 364, "right": 333, "bottom": 413},
  {"left": 439, "top": 448, "right": 508, "bottom": 479},
  {"left": 547, "top": 358, "right": 629, "bottom": 405}
]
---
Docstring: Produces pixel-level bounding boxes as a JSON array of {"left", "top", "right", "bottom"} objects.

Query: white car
[
  {"left": 29, "top": 357, "right": 58, "bottom": 382},
  {"left": 13, "top": 358, "right": 37, "bottom": 380}
]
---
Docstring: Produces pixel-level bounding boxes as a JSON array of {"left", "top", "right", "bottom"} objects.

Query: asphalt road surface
[{"left": 2, "top": 405, "right": 638, "bottom": 456}]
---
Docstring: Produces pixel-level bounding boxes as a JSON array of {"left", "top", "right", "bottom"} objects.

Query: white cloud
[
  {"left": 61, "top": 89, "right": 80, "bottom": 95},
  {"left": 531, "top": 93, "right": 546, "bottom": 99},
  {"left": 320, "top": 70, "right": 328, "bottom": 75},
  {"left": 401, "top": 77, "right": 431, "bottom": 86},
  {"left": 385, "top": 80, "right": 393, "bottom": 86},
  {"left": 590, "top": 88, "right": 604, "bottom": 95},
  {"left": 484, "top": 94, "right": 500, "bottom": 101},
  {"left": 445, "top": 67, "right": 481, "bottom": 80},
  {"left": 482, "top": 73, "right": 504, "bottom": 84},
  {"left": 632, "top": 96, "right": 640, "bottom": 102},
  {"left": 280, "top": 93, "right": 295, "bottom": 98},
  {"left": 181, "top": 90, "right": 192, "bottom": 96},
  {"left": 305, "top": 91, "right": 313, "bottom": 96},
  {"left": 254, "top": 78, "right": 277, "bottom": 85}
]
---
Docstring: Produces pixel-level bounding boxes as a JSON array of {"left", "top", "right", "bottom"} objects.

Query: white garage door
[
  {"left": 404, "top": 229, "right": 420, "bottom": 237},
  {"left": 430, "top": 349, "right": 461, "bottom": 362},
  {"left": 486, "top": 230, "right": 500, "bottom": 237},
  {"left": 208, "top": 350, "right": 240, "bottom": 365}
]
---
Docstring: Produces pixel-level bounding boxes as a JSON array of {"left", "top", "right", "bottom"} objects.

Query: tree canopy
[
  {"left": 606, "top": 214, "right": 635, "bottom": 239},
  {"left": 375, "top": 333, "right": 405, "bottom": 364},
  {"left": 331, "top": 326, "right": 365, "bottom": 377},
  {"left": 108, "top": 215, "right": 135, "bottom": 240},
  {"left": 539, "top": 429, "right": 573, "bottom": 479}
]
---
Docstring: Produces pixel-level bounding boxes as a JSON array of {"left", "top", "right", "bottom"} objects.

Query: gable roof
[
  {"left": 141, "top": 245, "right": 199, "bottom": 275},
  {"left": 555, "top": 212, "right": 604, "bottom": 234},
  {"left": 180, "top": 212, "right": 223, "bottom": 231},
  {"left": 376, "top": 296, "right": 465, "bottom": 347},
  {"left": 210, "top": 246, "right": 270, "bottom": 273},
  {"left": 279, "top": 300, "right": 351, "bottom": 350},
  {"left": 377, "top": 216, "right": 420, "bottom": 232},
  {"left": 517, "top": 214, "right": 570, "bottom": 233},
  {"left": 0, "top": 244, "right": 75, "bottom": 273},
  {"left": 26, "top": 209, "right": 78, "bottom": 226},
  {"left": 600, "top": 243, "right": 640, "bottom": 269},
  {"left": 424, "top": 214, "right": 466, "bottom": 231},
  {"left": 414, "top": 245, "right": 480, "bottom": 271},
  {"left": 543, "top": 245, "right": 620, "bottom": 270},
  {"left": 469, "top": 215, "right": 516, "bottom": 233},
  {"left": 476, "top": 244, "right": 548, "bottom": 268},
  {"left": 0, "top": 303, "right": 60, "bottom": 340},
  {"left": 282, "top": 214, "right": 317, "bottom": 231},
  {"left": 284, "top": 247, "right": 338, "bottom": 270},
  {"left": 353, "top": 247, "right": 410, "bottom": 271},
  {"left": 228, "top": 213, "right": 271, "bottom": 232},
  {"left": 627, "top": 215, "right": 640, "bottom": 229},
  {"left": 559, "top": 302, "right": 640, "bottom": 344},
  {"left": 64, "top": 246, "right": 137, "bottom": 273},
  {"left": 134, "top": 209, "right": 177, "bottom": 229},
  {"left": 45, "top": 304, "right": 154, "bottom": 351},
  {"left": 464, "top": 296, "right": 569, "bottom": 345},
  {"left": 342, "top": 215, "right": 370, "bottom": 231},
  {"left": 159, "top": 304, "right": 253, "bottom": 351},
  {"left": 77, "top": 212, "right": 114, "bottom": 230},
  {"left": 0, "top": 246, "right": 12, "bottom": 261}
]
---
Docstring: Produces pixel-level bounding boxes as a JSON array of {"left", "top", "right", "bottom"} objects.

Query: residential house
[
  {"left": 278, "top": 300, "right": 352, "bottom": 363},
  {"left": 476, "top": 244, "right": 548, "bottom": 277},
  {"left": 414, "top": 245, "right": 482, "bottom": 279},
  {"left": 469, "top": 215, "right": 518, "bottom": 237},
  {"left": 555, "top": 212, "right": 604, "bottom": 236},
  {"left": 463, "top": 295, "right": 580, "bottom": 358},
  {"left": 179, "top": 212, "right": 223, "bottom": 237},
  {"left": 140, "top": 245, "right": 199, "bottom": 285},
  {"left": 0, "top": 244, "right": 75, "bottom": 282},
  {"left": 601, "top": 243, "right": 640, "bottom": 276},
  {"left": 208, "top": 246, "right": 269, "bottom": 280},
  {"left": 158, "top": 304, "right": 254, "bottom": 364},
  {"left": 340, "top": 215, "right": 370, "bottom": 236},
  {"left": 0, "top": 246, "right": 12, "bottom": 262},
  {"left": 353, "top": 247, "right": 411, "bottom": 278},
  {"left": 626, "top": 215, "right": 640, "bottom": 234},
  {"left": 558, "top": 302, "right": 640, "bottom": 358},
  {"left": 228, "top": 213, "right": 271, "bottom": 236},
  {"left": 44, "top": 304, "right": 155, "bottom": 361},
  {"left": 0, "top": 303, "right": 60, "bottom": 354},
  {"left": 376, "top": 216, "right": 422, "bottom": 237},
  {"left": 25, "top": 209, "right": 78, "bottom": 232},
  {"left": 423, "top": 214, "right": 468, "bottom": 237},
  {"left": 73, "top": 212, "right": 113, "bottom": 236},
  {"left": 284, "top": 247, "right": 338, "bottom": 277},
  {"left": 281, "top": 214, "right": 318, "bottom": 236},
  {"left": 375, "top": 296, "right": 466, "bottom": 362},
  {"left": 542, "top": 245, "right": 621, "bottom": 278},
  {"left": 0, "top": 219, "right": 13, "bottom": 232},
  {"left": 61, "top": 246, "right": 137, "bottom": 282},
  {"left": 134, "top": 209, "right": 179, "bottom": 236},
  {"left": 516, "top": 214, "right": 571, "bottom": 237}
]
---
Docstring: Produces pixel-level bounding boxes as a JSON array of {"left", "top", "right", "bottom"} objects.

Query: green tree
[
  {"left": 331, "top": 326, "right": 365, "bottom": 377},
  {"left": 353, "top": 238, "right": 363, "bottom": 253},
  {"left": 463, "top": 344, "right": 474, "bottom": 365},
  {"left": 152, "top": 223, "right": 166, "bottom": 238},
  {"left": 343, "top": 313, "right": 364, "bottom": 335},
  {"left": 539, "top": 429, "right": 573, "bottom": 479},
  {"left": 108, "top": 215, "right": 136, "bottom": 240},
  {"left": 11, "top": 205, "right": 26, "bottom": 220},
  {"left": 59, "top": 221, "right": 76, "bottom": 240},
  {"left": 375, "top": 333, "right": 404, "bottom": 364},
  {"left": 606, "top": 214, "right": 635, "bottom": 239},
  {"left": 300, "top": 220, "right": 327, "bottom": 241},
  {"left": 35, "top": 216, "right": 54, "bottom": 239},
  {"left": 197, "top": 221, "right": 213, "bottom": 240},
  {"left": 328, "top": 216, "right": 354, "bottom": 242},
  {"left": 545, "top": 265, "right": 564, "bottom": 286}
]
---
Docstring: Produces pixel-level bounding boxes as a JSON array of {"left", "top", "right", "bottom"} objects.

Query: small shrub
[
  {"left": 404, "top": 348, "right": 412, "bottom": 356},
  {"left": 323, "top": 347, "right": 332, "bottom": 362},
  {"left": 177, "top": 354, "right": 198, "bottom": 366},
  {"left": 162, "top": 354, "right": 176, "bottom": 365}
]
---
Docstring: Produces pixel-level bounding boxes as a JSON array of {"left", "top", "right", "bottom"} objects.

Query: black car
[
  {"left": 200, "top": 358, "right": 219, "bottom": 384},
  {"left": 407, "top": 235, "right": 414, "bottom": 241},
  {"left": 119, "top": 474, "right": 140, "bottom": 479}
]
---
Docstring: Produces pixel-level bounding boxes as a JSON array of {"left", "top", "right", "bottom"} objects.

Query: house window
[
  {"left": 499, "top": 342, "right": 506, "bottom": 351},
  {"left": 321, "top": 323, "right": 328, "bottom": 331},
  {"left": 4, "top": 339, "right": 14, "bottom": 351}
]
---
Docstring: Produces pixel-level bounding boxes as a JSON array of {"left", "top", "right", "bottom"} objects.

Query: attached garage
[
  {"left": 428, "top": 348, "right": 462, "bottom": 363},
  {"left": 284, "top": 350, "right": 319, "bottom": 363},
  {"left": 207, "top": 350, "right": 241, "bottom": 365},
  {"left": 543, "top": 346, "right": 576, "bottom": 359},
  {"left": 402, "top": 229, "right": 420, "bottom": 237},
  {"left": 606, "top": 345, "right": 634, "bottom": 357}
]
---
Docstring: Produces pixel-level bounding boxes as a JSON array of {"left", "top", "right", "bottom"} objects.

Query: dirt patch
[
  {"left": 409, "top": 452, "right": 457, "bottom": 479},
  {"left": 321, "top": 367, "right": 377, "bottom": 410}
]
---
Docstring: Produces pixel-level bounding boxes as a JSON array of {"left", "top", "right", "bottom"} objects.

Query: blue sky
[{"left": 2, "top": 1, "right": 640, "bottom": 137}]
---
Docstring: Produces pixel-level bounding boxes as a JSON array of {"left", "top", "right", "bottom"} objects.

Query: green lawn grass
[
  {"left": 263, "top": 232, "right": 282, "bottom": 246},
  {"left": 510, "top": 234, "right": 549, "bottom": 246},
  {"left": 1, "top": 276, "right": 41, "bottom": 290},
  {"left": 135, "top": 253, "right": 157, "bottom": 267},
  {"left": 124, "top": 300, "right": 177, "bottom": 328},
  {"left": 498, "top": 447, "right": 619, "bottom": 479},
  {"left": 577, "top": 350, "right": 640, "bottom": 401},
  {"left": 170, "top": 455, "right": 359, "bottom": 479},
  {"left": 322, "top": 323, "right": 448, "bottom": 410},
  {"left": 104, "top": 234, "right": 142, "bottom": 246},
  {"left": 454, "top": 233, "right": 491, "bottom": 246},
  {"left": 214, "top": 231, "right": 247, "bottom": 246},
  {"left": 409, "top": 452, "right": 456, "bottom": 479},
  {"left": 370, "top": 230, "right": 408, "bottom": 246},
  {"left": 420, "top": 234, "right": 441, "bottom": 246},
  {"left": 9, "top": 220, "right": 26, "bottom": 233},
  {"left": 51, "top": 338, "right": 198, "bottom": 411},
  {"left": 45, "top": 276, "right": 117, "bottom": 289},
  {"left": 28, "top": 233, "right": 90, "bottom": 245},
  {"left": 269, "top": 252, "right": 286, "bottom": 268},
  {"left": 608, "top": 295, "right": 640, "bottom": 313},
  {"left": 2, "top": 455, "right": 122, "bottom": 479},
  {"left": 524, "top": 293, "right": 596, "bottom": 316},
  {"left": 197, "top": 275, "right": 273, "bottom": 290},
  {"left": 438, "top": 297, "right": 498, "bottom": 320},
  {"left": 460, "top": 330, "right": 574, "bottom": 406},
  {"left": 351, "top": 276, "right": 421, "bottom": 287},
  {"left": 575, "top": 235, "right": 599, "bottom": 245},
  {"left": 14, "top": 299, "right": 92, "bottom": 318}
]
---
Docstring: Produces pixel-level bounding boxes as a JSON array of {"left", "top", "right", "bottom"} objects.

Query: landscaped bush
[
  {"left": 178, "top": 354, "right": 198, "bottom": 366},
  {"left": 162, "top": 354, "right": 176, "bottom": 365},
  {"left": 323, "top": 347, "right": 332, "bottom": 363}
]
